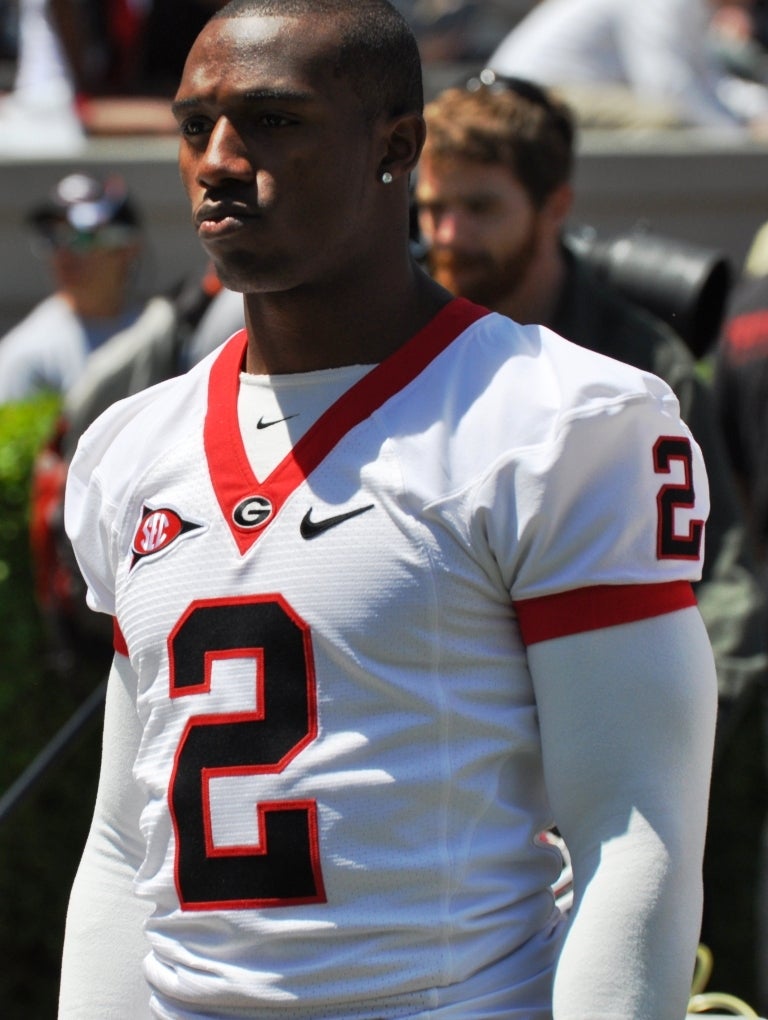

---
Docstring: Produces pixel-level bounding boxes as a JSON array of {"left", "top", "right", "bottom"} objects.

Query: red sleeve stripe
[
  {"left": 113, "top": 618, "right": 129, "bottom": 656},
  {"left": 514, "top": 580, "right": 697, "bottom": 646}
]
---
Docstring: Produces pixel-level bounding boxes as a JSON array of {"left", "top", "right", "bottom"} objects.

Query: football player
[{"left": 59, "top": 2, "right": 716, "bottom": 1017}]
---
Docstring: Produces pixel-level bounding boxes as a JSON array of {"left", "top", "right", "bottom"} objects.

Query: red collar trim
[{"left": 204, "top": 297, "right": 487, "bottom": 554}]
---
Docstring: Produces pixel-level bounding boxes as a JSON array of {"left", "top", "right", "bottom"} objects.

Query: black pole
[{"left": 0, "top": 678, "right": 106, "bottom": 826}]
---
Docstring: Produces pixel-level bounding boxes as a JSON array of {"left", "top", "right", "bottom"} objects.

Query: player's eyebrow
[{"left": 171, "top": 88, "right": 315, "bottom": 117}]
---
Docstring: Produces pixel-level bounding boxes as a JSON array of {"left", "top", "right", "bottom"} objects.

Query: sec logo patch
[{"left": 131, "top": 506, "right": 204, "bottom": 568}]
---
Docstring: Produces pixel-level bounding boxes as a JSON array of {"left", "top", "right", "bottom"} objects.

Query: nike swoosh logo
[
  {"left": 300, "top": 504, "right": 374, "bottom": 539},
  {"left": 257, "top": 413, "right": 298, "bottom": 430}
]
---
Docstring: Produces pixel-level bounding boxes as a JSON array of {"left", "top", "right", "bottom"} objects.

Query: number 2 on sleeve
[{"left": 653, "top": 436, "right": 704, "bottom": 560}]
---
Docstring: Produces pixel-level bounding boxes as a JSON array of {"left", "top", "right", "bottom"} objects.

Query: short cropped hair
[
  {"left": 422, "top": 73, "right": 575, "bottom": 208},
  {"left": 211, "top": 0, "right": 423, "bottom": 121}
]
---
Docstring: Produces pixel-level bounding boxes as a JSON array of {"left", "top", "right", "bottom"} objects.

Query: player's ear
[
  {"left": 377, "top": 111, "right": 426, "bottom": 184},
  {"left": 543, "top": 182, "right": 574, "bottom": 230}
]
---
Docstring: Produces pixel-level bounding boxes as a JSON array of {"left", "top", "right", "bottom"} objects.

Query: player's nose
[{"left": 197, "top": 117, "right": 253, "bottom": 188}]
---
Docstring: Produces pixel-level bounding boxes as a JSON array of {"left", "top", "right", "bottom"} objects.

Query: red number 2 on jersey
[
  {"left": 653, "top": 436, "right": 704, "bottom": 560},
  {"left": 168, "top": 595, "right": 326, "bottom": 910}
]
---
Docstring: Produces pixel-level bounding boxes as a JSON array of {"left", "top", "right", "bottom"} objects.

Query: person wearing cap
[{"left": 0, "top": 172, "right": 145, "bottom": 405}]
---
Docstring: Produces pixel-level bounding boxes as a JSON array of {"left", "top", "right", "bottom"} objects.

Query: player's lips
[{"left": 195, "top": 201, "right": 258, "bottom": 239}]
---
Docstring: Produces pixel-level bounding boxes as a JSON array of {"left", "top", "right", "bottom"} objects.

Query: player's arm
[
  {"left": 527, "top": 604, "right": 717, "bottom": 1019},
  {"left": 58, "top": 651, "right": 152, "bottom": 1019}
]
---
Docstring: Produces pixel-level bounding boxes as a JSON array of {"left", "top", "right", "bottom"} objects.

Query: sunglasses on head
[
  {"left": 459, "top": 69, "right": 575, "bottom": 146},
  {"left": 35, "top": 222, "right": 138, "bottom": 254},
  {"left": 462, "top": 69, "right": 552, "bottom": 103}
]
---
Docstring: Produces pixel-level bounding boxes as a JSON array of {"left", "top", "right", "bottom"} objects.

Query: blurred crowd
[{"left": 3, "top": 1, "right": 768, "bottom": 150}]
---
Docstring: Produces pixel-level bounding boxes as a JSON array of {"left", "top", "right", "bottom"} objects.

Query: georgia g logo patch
[
  {"left": 131, "top": 506, "right": 205, "bottom": 569},
  {"left": 233, "top": 495, "right": 273, "bottom": 530}
]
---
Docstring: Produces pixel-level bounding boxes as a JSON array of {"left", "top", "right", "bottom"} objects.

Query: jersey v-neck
[
  {"left": 237, "top": 363, "right": 374, "bottom": 479},
  {"left": 204, "top": 297, "right": 487, "bottom": 554}
]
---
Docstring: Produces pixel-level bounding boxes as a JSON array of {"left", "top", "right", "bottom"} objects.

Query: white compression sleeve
[
  {"left": 527, "top": 607, "right": 717, "bottom": 1020},
  {"left": 58, "top": 654, "right": 152, "bottom": 1019}
]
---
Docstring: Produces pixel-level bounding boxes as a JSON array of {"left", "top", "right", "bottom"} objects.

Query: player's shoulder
[
  {"left": 388, "top": 309, "right": 684, "bottom": 499},
  {"left": 448, "top": 310, "right": 679, "bottom": 432}
]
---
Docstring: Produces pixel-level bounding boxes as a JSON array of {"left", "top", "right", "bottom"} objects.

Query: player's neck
[{"left": 242, "top": 263, "right": 450, "bottom": 375}]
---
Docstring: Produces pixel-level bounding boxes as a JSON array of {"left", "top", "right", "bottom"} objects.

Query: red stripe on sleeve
[
  {"left": 514, "top": 580, "right": 697, "bottom": 646},
  {"left": 113, "top": 618, "right": 129, "bottom": 656}
]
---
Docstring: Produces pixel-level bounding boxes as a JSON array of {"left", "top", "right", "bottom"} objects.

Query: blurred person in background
[
  {"left": 415, "top": 73, "right": 768, "bottom": 1008},
  {"left": 715, "top": 221, "right": 768, "bottom": 569},
  {"left": 27, "top": 262, "right": 243, "bottom": 679},
  {"left": 709, "top": 0, "right": 768, "bottom": 83},
  {"left": 0, "top": 172, "right": 145, "bottom": 405},
  {"left": 126, "top": 0, "right": 228, "bottom": 97},
  {"left": 0, "top": 0, "right": 86, "bottom": 153},
  {"left": 406, "top": 1, "right": 531, "bottom": 67},
  {"left": 712, "top": 220, "right": 768, "bottom": 1012},
  {"left": 487, "top": 0, "right": 768, "bottom": 133},
  {"left": 0, "top": 1, "right": 228, "bottom": 144},
  {"left": 58, "top": 266, "right": 241, "bottom": 450}
]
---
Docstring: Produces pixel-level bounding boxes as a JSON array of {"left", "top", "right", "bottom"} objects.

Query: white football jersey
[{"left": 65, "top": 298, "right": 708, "bottom": 1018}]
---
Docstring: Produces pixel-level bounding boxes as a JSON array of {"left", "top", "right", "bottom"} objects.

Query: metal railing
[{"left": 0, "top": 679, "right": 106, "bottom": 826}]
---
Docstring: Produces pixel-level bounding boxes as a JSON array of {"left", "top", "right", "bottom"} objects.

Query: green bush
[
  {"left": 0, "top": 395, "right": 61, "bottom": 753},
  {"left": 0, "top": 397, "right": 104, "bottom": 1019}
]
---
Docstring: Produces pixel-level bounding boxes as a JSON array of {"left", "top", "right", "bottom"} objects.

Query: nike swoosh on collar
[
  {"left": 205, "top": 300, "right": 487, "bottom": 556},
  {"left": 257, "top": 413, "right": 298, "bottom": 429},
  {"left": 300, "top": 504, "right": 374, "bottom": 539}
]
